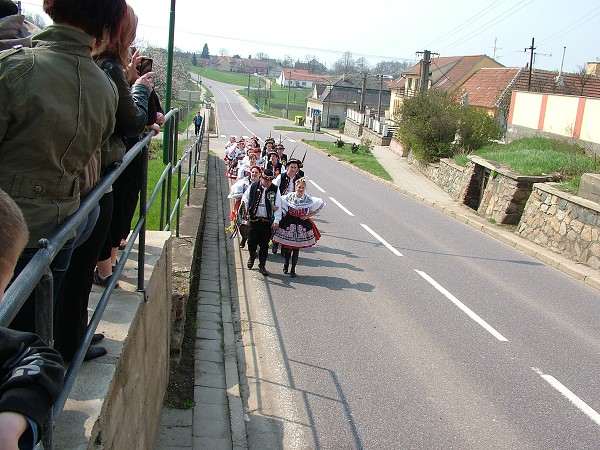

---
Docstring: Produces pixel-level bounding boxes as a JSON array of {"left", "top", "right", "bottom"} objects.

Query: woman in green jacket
[{"left": 0, "top": 0, "right": 128, "bottom": 333}]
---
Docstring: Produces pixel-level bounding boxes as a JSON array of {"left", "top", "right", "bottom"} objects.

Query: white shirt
[{"left": 241, "top": 182, "right": 282, "bottom": 224}]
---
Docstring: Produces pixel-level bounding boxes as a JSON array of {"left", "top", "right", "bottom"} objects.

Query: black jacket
[{"left": 0, "top": 328, "right": 64, "bottom": 448}]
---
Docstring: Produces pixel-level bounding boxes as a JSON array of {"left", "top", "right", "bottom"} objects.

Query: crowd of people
[
  {"left": 0, "top": 0, "right": 169, "bottom": 446},
  {"left": 226, "top": 135, "right": 325, "bottom": 277}
]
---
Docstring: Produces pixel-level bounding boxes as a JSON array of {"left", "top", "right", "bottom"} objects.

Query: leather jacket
[
  {"left": 0, "top": 25, "right": 118, "bottom": 247},
  {"left": 97, "top": 59, "right": 150, "bottom": 171}
]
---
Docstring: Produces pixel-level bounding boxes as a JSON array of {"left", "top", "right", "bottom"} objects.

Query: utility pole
[
  {"left": 377, "top": 74, "right": 383, "bottom": 121},
  {"left": 286, "top": 73, "right": 291, "bottom": 119},
  {"left": 525, "top": 38, "right": 536, "bottom": 91},
  {"left": 359, "top": 73, "right": 367, "bottom": 113},
  {"left": 162, "top": 0, "right": 176, "bottom": 164},
  {"left": 416, "top": 50, "right": 432, "bottom": 94}
]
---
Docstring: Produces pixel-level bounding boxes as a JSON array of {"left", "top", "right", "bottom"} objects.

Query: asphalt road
[{"left": 208, "top": 79, "right": 600, "bottom": 449}]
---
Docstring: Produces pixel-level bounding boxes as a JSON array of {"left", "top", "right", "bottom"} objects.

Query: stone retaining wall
[
  {"left": 343, "top": 119, "right": 362, "bottom": 139},
  {"left": 517, "top": 184, "right": 600, "bottom": 269}
]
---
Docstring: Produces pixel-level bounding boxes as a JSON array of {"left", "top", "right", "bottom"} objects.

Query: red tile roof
[
  {"left": 461, "top": 67, "right": 522, "bottom": 108},
  {"left": 404, "top": 55, "right": 504, "bottom": 92},
  {"left": 512, "top": 68, "right": 600, "bottom": 98}
]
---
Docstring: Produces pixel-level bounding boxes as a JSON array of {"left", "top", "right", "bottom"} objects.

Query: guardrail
[{"left": 0, "top": 108, "right": 205, "bottom": 449}]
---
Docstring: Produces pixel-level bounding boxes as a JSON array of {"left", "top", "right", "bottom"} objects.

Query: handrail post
[
  {"left": 165, "top": 117, "right": 174, "bottom": 230},
  {"left": 35, "top": 268, "right": 53, "bottom": 345},
  {"left": 137, "top": 142, "right": 149, "bottom": 293}
]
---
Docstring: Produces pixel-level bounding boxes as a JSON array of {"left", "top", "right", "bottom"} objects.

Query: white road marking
[
  {"left": 532, "top": 367, "right": 600, "bottom": 426},
  {"left": 309, "top": 180, "right": 325, "bottom": 193},
  {"left": 329, "top": 197, "right": 354, "bottom": 216},
  {"left": 360, "top": 224, "right": 403, "bottom": 256},
  {"left": 415, "top": 270, "right": 508, "bottom": 342}
]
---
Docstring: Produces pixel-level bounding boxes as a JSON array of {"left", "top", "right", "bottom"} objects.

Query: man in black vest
[{"left": 241, "top": 169, "right": 282, "bottom": 276}]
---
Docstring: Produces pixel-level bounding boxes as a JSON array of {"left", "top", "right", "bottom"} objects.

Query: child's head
[{"left": 0, "top": 189, "right": 28, "bottom": 301}]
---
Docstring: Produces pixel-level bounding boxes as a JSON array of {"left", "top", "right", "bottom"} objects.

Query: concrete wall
[
  {"left": 507, "top": 91, "right": 600, "bottom": 155},
  {"left": 54, "top": 231, "right": 172, "bottom": 450},
  {"left": 95, "top": 232, "right": 172, "bottom": 450}
]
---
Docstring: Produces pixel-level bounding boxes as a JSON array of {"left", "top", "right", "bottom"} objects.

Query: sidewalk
[{"left": 154, "top": 143, "right": 246, "bottom": 449}]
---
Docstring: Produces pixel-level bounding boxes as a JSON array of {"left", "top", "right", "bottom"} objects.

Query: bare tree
[
  {"left": 280, "top": 54, "right": 294, "bottom": 68},
  {"left": 255, "top": 52, "right": 269, "bottom": 60},
  {"left": 218, "top": 48, "right": 230, "bottom": 57},
  {"left": 572, "top": 64, "right": 594, "bottom": 96},
  {"left": 356, "top": 57, "right": 370, "bottom": 73},
  {"left": 373, "top": 60, "right": 410, "bottom": 77},
  {"left": 134, "top": 40, "right": 190, "bottom": 104},
  {"left": 23, "top": 10, "right": 47, "bottom": 29},
  {"left": 332, "top": 51, "right": 355, "bottom": 74}
]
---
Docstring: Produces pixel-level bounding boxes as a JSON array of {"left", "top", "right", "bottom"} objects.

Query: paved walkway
[{"left": 154, "top": 150, "right": 246, "bottom": 449}]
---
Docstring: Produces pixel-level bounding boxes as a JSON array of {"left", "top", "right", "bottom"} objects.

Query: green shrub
[
  {"left": 457, "top": 106, "right": 503, "bottom": 152},
  {"left": 397, "top": 90, "right": 458, "bottom": 162},
  {"left": 338, "top": 121, "right": 345, "bottom": 134},
  {"left": 396, "top": 89, "right": 503, "bottom": 163}
]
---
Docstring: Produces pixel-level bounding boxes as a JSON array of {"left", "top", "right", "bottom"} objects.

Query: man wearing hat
[
  {"left": 241, "top": 169, "right": 282, "bottom": 276},
  {"left": 265, "top": 151, "right": 282, "bottom": 176},
  {"left": 275, "top": 144, "right": 288, "bottom": 167}
]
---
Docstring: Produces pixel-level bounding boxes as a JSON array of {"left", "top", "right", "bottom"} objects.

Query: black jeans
[
  {"left": 9, "top": 237, "right": 76, "bottom": 334},
  {"left": 54, "top": 192, "right": 113, "bottom": 360},
  {"left": 247, "top": 221, "right": 272, "bottom": 266}
]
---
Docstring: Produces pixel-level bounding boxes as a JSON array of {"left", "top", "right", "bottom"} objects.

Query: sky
[{"left": 20, "top": 0, "right": 599, "bottom": 74}]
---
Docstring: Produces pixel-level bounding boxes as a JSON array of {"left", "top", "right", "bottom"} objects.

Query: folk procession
[{"left": 225, "top": 135, "right": 324, "bottom": 278}]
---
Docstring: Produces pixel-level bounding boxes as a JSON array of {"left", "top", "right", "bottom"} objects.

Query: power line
[
  {"left": 538, "top": 5, "right": 600, "bottom": 46},
  {"left": 437, "top": 0, "right": 535, "bottom": 54},
  {"left": 425, "top": 0, "right": 510, "bottom": 49},
  {"left": 138, "top": 23, "right": 418, "bottom": 64}
]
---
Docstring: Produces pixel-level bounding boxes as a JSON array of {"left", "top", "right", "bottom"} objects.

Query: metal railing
[{"left": 0, "top": 108, "right": 205, "bottom": 449}]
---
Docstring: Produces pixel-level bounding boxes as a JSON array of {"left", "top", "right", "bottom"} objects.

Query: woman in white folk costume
[
  {"left": 228, "top": 165, "right": 261, "bottom": 248},
  {"left": 272, "top": 177, "right": 325, "bottom": 277}
]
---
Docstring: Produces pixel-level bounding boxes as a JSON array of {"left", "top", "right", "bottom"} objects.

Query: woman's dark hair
[
  {"left": 0, "top": 0, "right": 19, "bottom": 19},
  {"left": 43, "top": 0, "right": 127, "bottom": 43}
]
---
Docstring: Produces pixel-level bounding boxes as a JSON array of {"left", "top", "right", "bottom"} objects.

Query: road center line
[
  {"left": 329, "top": 197, "right": 354, "bottom": 216},
  {"left": 415, "top": 270, "right": 508, "bottom": 342},
  {"left": 532, "top": 367, "right": 600, "bottom": 426},
  {"left": 309, "top": 180, "right": 326, "bottom": 193},
  {"left": 360, "top": 224, "right": 403, "bottom": 256}
]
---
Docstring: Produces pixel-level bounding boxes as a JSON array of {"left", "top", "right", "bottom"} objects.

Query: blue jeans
[{"left": 9, "top": 237, "right": 75, "bottom": 334}]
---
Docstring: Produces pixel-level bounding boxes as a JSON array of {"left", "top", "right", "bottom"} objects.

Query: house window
[
  {"left": 408, "top": 78, "right": 412, "bottom": 90},
  {"left": 301, "top": 82, "right": 306, "bottom": 86}
]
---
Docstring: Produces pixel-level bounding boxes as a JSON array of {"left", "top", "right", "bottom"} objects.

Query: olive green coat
[{"left": 0, "top": 25, "right": 118, "bottom": 248}]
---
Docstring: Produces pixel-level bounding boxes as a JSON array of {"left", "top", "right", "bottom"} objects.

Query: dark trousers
[
  {"left": 194, "top": 124, "right": 201, "bottom": 135},
  {"left": 9, "top": 237, "right": 75, "bottom": 334},
  {"left": 54, "top": 192, "right": 113, "bottom": 360},
  {"left": 247, "top": 221, "right": 272, "bottom": 266}
]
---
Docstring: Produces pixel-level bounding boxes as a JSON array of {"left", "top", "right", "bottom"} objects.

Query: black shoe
[
  {"left": 271, "top": 243, "right": 278, "bottom": 254},
  {"left": 92, "top": 333, "right": 105, "bottom": 343},
  {"left": 84, "top": 346, "right": 107, "bottom": 361},
  {"left": 283, "top": 263, "right": 289, "bottom": 274},
  {"left": 247, "top": 256, "right": 255, "bottom": 269},
  {"left": 258, "top": 265, "right": 269, "bottom": 276},
  {"left": 290, "top": 270, "right": 297, "bottom": 278}
]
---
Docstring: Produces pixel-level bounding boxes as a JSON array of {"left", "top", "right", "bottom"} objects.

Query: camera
[{"left": 138, "top": 58, "right": 153, "bottom": 75}]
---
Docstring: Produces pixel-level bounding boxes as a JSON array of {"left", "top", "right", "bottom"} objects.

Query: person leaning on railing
[
  {"left": 0, "top": 189, "right": 65, "bottom": 450},
  {"left": 0, "top": 0, "right": 128, "bottom": 334},
  {"left": 53, "top": 3, "right": 152, "bottom": 363}
]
